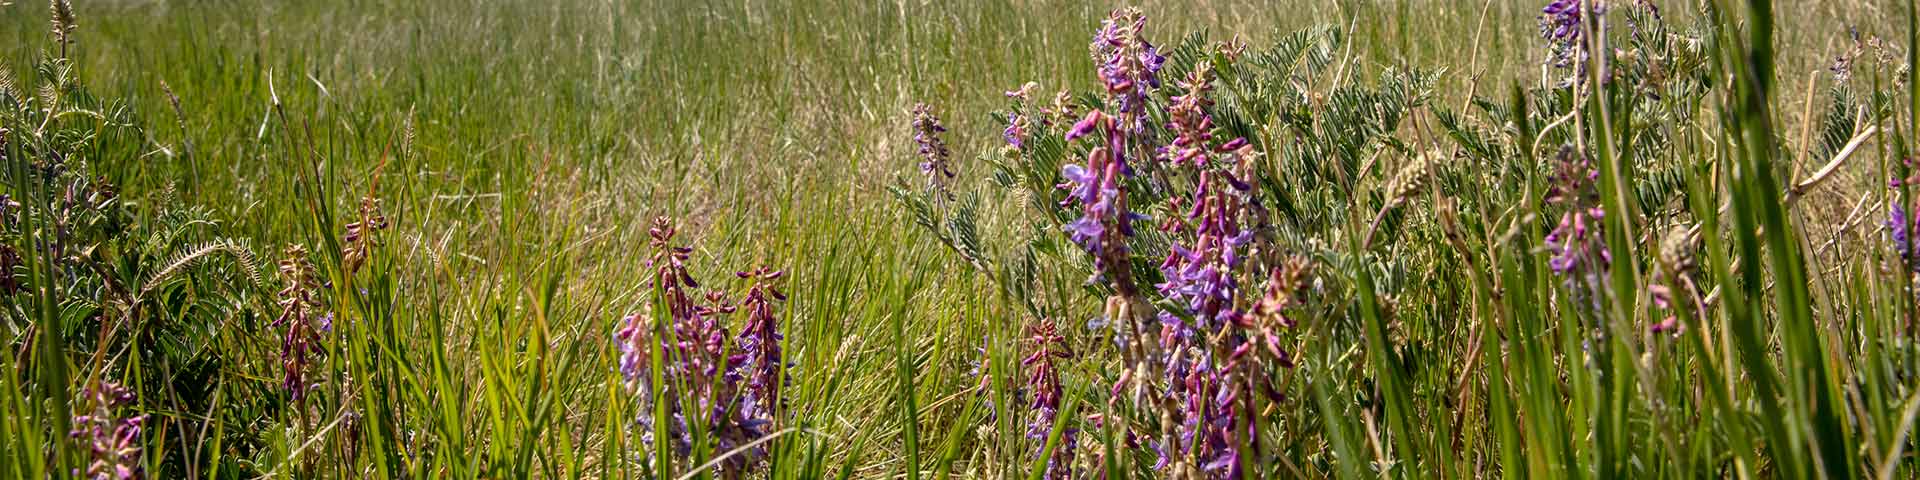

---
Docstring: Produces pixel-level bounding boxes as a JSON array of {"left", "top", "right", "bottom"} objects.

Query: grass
[{"left": 3, "top": 0, "right": 1920, "bottom": 478}]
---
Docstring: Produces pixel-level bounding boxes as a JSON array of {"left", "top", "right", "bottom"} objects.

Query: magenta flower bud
[{"left": 1067, "top": 111, "right": 1107, "bottom": 141}]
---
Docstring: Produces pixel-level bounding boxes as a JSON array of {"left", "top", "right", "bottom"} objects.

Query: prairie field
[{"left": 3, "top": 0, "right": 1920, "bottom": 478}]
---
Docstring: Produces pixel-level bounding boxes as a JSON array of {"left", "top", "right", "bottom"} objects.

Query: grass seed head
[{"left": 50, "top": 0, "right": 77, "bottom": 49}]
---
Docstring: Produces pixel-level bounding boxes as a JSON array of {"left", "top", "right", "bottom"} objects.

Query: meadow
[{"left": 2, "top": 0, "right": 1919, "bottom": 478}]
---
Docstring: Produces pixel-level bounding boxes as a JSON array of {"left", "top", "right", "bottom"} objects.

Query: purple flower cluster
[
  {"left": 1004, "top": 82, "right": 1040, "bottom": 151},
  {"left": 1022, "top": 320, "right": 1077, "bottom": 479},
  {"left": 1543, "top": 147, "right": 1611, "bottom": 305},
  {"left": 912, "top": 103, "right": 955, "bottom": 194},
  {"left": 342, "top": 196, "right": 389, "bottom": 275},
  {"left": 734, "top": 266, "right": 788, "bottom": 425},
  {"left": 1160, "top": 64, "right": 1244, "bottom": 167},
  {"left": 71, "top": 380, "right": 145, "bottom": 480},
  {"left": 1893, "top": 203, "right": 1914, "bottom": 267},
  {"left": 1091, "top": 8, "right": 1165, "bottom": 136},
  {"left": 1062, "top": 111, "right": 1145, "bottom": 294},
  {"left": 1538, "top": 0, "right": 1589, "bottom": 69},
  {"left": 1055, "top": 9, "right": 1173, "bottom": 294},
  {"left": 1145, "top": 71, "right": 1279, "bottom": 478},
  {"left": 274, "top": 244, "right": 325, "bottom": 402},
  {"left": 1046, "top": 14, "right": 1295, "bottom": 478},
  {"left": 1030, "top": 12, "right": 1306, "bottom": 479},
  {"left": 1158, "top": 176, "right": 1251, "bottom": 330},
  {"left": 1888, "top": 160, "right": 1920, "bottom": 273},
  {"left": 613, "top": 217, "right": 787, "bottom": 476}
]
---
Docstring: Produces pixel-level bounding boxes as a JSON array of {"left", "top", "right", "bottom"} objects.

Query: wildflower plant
[
  {"left": 924, "top": 9, "right": 1348, "bottom": 478},
  {"left": 614, "top": 216, "right": 791, "bottom": 478},
  {"left": 1542, "top": 146, "right": 1610, "bottom": 307},
  {"left": 888, "top": 0, "right": 1920, "bottom": 477},
  {"left": 913, "top": 103, "right": 956, "bottom": 196},
  {"left": 1, "top": 11, "right": 281, "bottom": 478},
  {"left": 70, "top": 380, "right": 144, "bottom": 480},
  {"left": 7, "top": 0, "right": 1920, "bottom": 479},
  {"left": 274, "top": 244, "right": 326, "bottom": 403}
]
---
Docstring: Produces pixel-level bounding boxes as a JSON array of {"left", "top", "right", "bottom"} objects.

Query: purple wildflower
[
  {"left": 71, "top": 380, "right": 144, "bottom": 480},
  {"left": 1893, "top": 202, "right": 1914, "bottom": 267},
  {"left": 1539, "top": 0, "right": 1587, "bottom": 68},
  {"left": 1543, "top": 147, "right": 1611, "bottom": 305},
  {"left": 734, "top": 266, "right": 787, "bottom": 422},
  {"left": 274, "top": 244, "right": 324, "bottom": 402},
  {"left": 342, "top": 196, "right": 389, "bottom": 275},
  {"left": 1023, "top": 320, "right": 1077, "bottom": 479},
  {"left": 1153, "top": 173, "right": 1272, "bottom": 476},
  {"left": 1003, "top": 82, "right": 1043, "bottom": 152},
  {"left": 1058, "top": 139, "right": 1143, "bottom": 293},
  {"left": 1142, "top": 66, "right": 1293, "bottom": 475},
  {"left": 1066, "top": 111, "right": 1105, "bottom": 142},
  {"left": 1888, "top": 159, "right": 1920, "bottom": 274},
  {"left": 1006, "top": 81, "right": 1039, "bottom": 101},
  {"left": 1059, "top": 113, "right": 1141, "bottom": 269},
  {"left": 911, "top": 103, "right": 955, "bottom": 194},
  {"left": 1161, "top": 64, "right": 1220, "bottom": 167},
  {"left": 1003, "top": 112, "right": 1031, "bottom": 150},
  {"left": 614, "top": 311, "right": 649, "bottom": 390},
  {"left": 1649, "top": 284, "right": 1681, "bottom": 333},
  {"left": 1092, "top": 8, "right": 1164, "bottom": 139},
  {"left": 1053, "top": 9, "right": 1183, "bottom": 294},
  {"left": 616, "top": 217, "right": 786, "bottom": 476}
]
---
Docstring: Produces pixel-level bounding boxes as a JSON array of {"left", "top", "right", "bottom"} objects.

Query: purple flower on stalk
[
  {"left": 1003, "top": 111, "right": 1038, "bottom": 152},
  {"left": 1066, "top": 111, "right": 1106, "bottom": 142},
  {"left": 911, "top": 103, "right": 955, "bottom": 194},
  {"left": 1888, "top": 159, "right": 1920, "bottom": 273},
  {"left": 342, "top": 196, "right": 389, "bottom": 275},
  {"left": 614, "top": 312, "right": 649, "bottom": 390},
  {"left": 1147, "top": 84, "right": 1289, "bottom": 475},
  {"left": 274, "top": 244, "right": 325, "bottom": 402},
  {"left": 615, "top": 217, "right": 786, "bottom": 476},
  {"left": 1156, "top": 172, "right": 1250, "bottom": 330},
  {"left": 1543, "top": 147, "right": 1611, "bottom": 305},
  {"left": 1892, "top": 202, "right": 1915, "bottom": 267},
  {"left": 1648, "top": 284, "right": 1681, "bottom": 334},
  {"left": 1002, "top": 82, "right": 1043, "bottom": 152},
  {"left": 1054, "top": 10, "right": 1179, "bottom": 289},
  {"left": 1058, "top": 142, "right": 1144, "bottom": 291},
  {"left": 1092, "top": 8, "right": 1164, "bottom": 137},
  {"left": 71, "top": 380, "right": 144, "bottom": 480},
  {"left": 1006, "top": 81, "right": 1040, "bottom": 101},
  {"left": 733, "top": 266, "right": 788, "bottom": 421},
  {"left": 1161, "top": 64, "right": 1221, "bottom": 167},
  {"left": 1539, "top": 0, "right": 1587, "bottom": 68},
  {"left": 1540, "top": 0, "right": 1583, "bottom": 42},
  {"left": 1022, "top": 320, "right": 1077, "bottom": 479}
]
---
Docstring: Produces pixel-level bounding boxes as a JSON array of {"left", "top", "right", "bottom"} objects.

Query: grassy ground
[{"left": 2, "top": 0, "right": 1919, "bottom": 478}]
